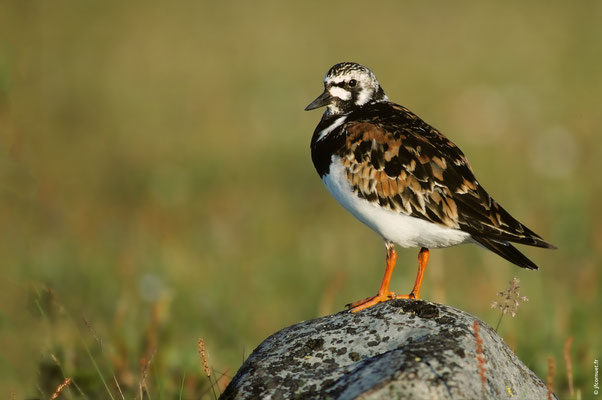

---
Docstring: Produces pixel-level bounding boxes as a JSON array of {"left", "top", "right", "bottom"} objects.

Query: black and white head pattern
[{"left": 323, "top": 62, "right": 388, "bottom": 115}]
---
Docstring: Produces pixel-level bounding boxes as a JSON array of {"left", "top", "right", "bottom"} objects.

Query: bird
[{"left": 305, "top": 62, "right": 555, "bottom": 313}]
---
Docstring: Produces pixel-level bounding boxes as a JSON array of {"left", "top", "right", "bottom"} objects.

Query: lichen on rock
[{"left": 220, "top": 300, "right": 556, "bottom": 400}]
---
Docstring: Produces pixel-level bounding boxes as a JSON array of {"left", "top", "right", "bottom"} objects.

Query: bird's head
[{"left": 305, "top": 62, "right": 388, "bottom": 115}]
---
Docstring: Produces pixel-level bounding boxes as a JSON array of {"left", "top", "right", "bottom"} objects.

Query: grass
[
  {"left": 472, "top": 321, "right": 487, "bottom": 399},
  {"left": 0, "top": 1, "right": 601, "bottom": 398}
]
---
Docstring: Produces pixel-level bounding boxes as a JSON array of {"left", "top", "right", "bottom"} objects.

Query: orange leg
[
  {"left": 411, "top": 247, "right": 429, "bottom": 299},
  {"left": 348, "top": 244, "right": 430, "bottom": 313}
]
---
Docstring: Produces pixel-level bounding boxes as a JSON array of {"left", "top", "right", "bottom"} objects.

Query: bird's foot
[{"left": 347, "top": 291, "right": 418, "bottom": 313}]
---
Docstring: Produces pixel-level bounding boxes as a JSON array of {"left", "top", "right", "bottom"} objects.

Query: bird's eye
[{"left": 348, "top": 79, "right": 357, "bottom": 87}]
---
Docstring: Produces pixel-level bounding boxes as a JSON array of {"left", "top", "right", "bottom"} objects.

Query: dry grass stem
[
  {"left": 546, "top": 356, "right": 555, "bottom": 400},
  {"left": 491, "top": 277, "right": 528, "bottom": 331},
  {"left": 563, "top": 336, "right": 574, "bottom": 398},
  {"left": 138, "top": 348, "right": 156, "bottom": 400},
  {"left": 113, "top": 374, "right": 126, "bottom": 400},
  {"left": 473, "top": 321, "right": 487, "bottom": 399},
  {"left": 198, "top": 338, "right": 221, "bottom": 399},
  {"left": 198, "top": 338, "right": 211, "bottom": 377},
  {"left": 82, "top": 316, "right": 103, "bottom": 351},
  {"left": 216, "top": 368, "right": 232, "bottom": 392},
  {"left": 50, "top": 377, "right": 72, "bottom": 400}
]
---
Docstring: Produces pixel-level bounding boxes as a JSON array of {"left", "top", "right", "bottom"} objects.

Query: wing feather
[{"left": 338, "top": 103, "right": 555, "bottom": 249}]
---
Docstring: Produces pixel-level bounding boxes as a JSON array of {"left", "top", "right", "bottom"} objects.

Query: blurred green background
[{"left": 1, "top": 1, "right": 600, "bottom": 398}]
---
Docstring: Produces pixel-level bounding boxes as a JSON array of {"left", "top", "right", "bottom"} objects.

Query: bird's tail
[{"left": 472, "top": 236, "right": 540, "bottom": 270}]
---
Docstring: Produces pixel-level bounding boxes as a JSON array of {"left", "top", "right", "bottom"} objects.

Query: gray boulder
[{"left": 221, "top": 300, "right": 555, "bottom": 399}]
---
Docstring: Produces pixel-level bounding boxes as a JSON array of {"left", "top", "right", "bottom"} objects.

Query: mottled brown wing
[{"left": 339, "top": 106, "right": 553, "bottom": 248}]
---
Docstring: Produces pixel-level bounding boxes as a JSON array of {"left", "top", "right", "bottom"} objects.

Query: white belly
[{"left": 322, "top": 157, "right": 472, "bottom": 249}]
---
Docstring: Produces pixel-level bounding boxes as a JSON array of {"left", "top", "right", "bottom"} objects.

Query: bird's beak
[{"left": 305, "top": 89, "right": 333, "bottom": 111}]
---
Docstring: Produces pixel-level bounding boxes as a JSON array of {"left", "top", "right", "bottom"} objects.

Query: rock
[{"left": 220, "top": 300, "right": 556, "bottom": 400}]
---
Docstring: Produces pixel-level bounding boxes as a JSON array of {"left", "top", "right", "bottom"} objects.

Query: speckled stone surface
[{"left": 220, "top": 300, "right": 555, "bottom": 400}]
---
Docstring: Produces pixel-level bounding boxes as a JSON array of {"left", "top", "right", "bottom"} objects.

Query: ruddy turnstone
[{"left": 305, "top": 62, "right": 555, "bottom": 312}]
